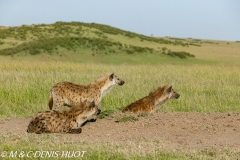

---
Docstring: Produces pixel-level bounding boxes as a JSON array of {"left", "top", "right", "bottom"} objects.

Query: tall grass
[{"left": 0, "top": 58, "right": 239, "bottom": 118}]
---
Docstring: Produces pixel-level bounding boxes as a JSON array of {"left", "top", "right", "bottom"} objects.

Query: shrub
[
  {"left": 165, "top": 51, "right": 195, "bottom": 59},
  {"left": 116, "top": 116, "right": 138, "bottom": 122},
  {"left": 98, "top": 110, "right": 115, "bottom": 119}
]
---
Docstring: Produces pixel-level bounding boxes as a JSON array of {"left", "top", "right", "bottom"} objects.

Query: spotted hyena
[
  {"left": 122, "top": 86, "right": 180, "bottom": 114},
  {"left": 27, "top": 101, "right": 100, "bottom": 134},
  {"left": 49, "top": 73, "right": 125, "bottom": 111}
]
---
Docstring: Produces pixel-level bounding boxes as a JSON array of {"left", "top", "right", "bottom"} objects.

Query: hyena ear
[
  {"left": 109, "top": 73, "right": 114, "bottom": 80},
  {"left": 167, "top": 86, "right": 172, "bottom": 93}
]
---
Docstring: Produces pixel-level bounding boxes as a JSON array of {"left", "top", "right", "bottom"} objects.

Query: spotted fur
[
  {"left": 27, "top": 101, "right": 100, "bottom": 134},
  {"left": 49, "top": 73, "right": 124, "bottom": 110},
  {"left": 122, "top": 86, "right": 180, "bottom": 114}
]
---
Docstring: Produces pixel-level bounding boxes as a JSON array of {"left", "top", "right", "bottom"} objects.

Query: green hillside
[{"left": 0, "top": 22, "right": 195, "bottom": 60}]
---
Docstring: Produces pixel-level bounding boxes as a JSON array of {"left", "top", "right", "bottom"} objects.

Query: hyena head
[
  {"left": 109, "top": 73, "right": 125, "bottom": 86},
  {"left": 85, "top": 101, "right": 101, "bottom": 117},
  {"left": 152, "top": 86, "right": 180, "bottom": 108},
  {"left": 166, "top": 86, "right": 180, "bottom": 99}
]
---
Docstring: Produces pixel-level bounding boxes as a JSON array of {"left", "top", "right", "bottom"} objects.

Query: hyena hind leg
[{"left": 53, "top": 101, "right": 65, "bottom": 110}]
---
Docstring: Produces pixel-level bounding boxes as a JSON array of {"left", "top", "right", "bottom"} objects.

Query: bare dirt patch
[{"left": 0, "top": 112, "right": 239, "bottom": 150}]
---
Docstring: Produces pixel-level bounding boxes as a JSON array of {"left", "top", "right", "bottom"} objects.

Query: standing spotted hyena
[
  {"left": 49, "top": 73, "right": 125, "bottom": 111},
  {"left": 27, "top": 101, "right": 100, "bottom": 134},
  {"left": 122, "top": 86, "right": 180, "bottom": 114}
]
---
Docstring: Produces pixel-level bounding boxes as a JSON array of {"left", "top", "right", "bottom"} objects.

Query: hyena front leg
[
  {"left": 88, "top": 108, "right": 101, "bottom": 122},
  {"left": 68, "top": 128, "right": 82, "bottom": 134}
]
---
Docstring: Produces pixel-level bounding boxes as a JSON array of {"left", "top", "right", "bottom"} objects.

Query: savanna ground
[{"left": 0, "top": 23, "right": 240, "bottom": 159}]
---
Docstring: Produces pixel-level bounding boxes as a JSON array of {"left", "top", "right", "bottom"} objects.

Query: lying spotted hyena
[
  {"left": 122, "top": 86, "right": 180, "bottom": 114},
  {"left": 27, "top": 101, "right": 100, "bottom": 134},
  {"left": 49, "top": 73, "right": 125, "bottom": 111}
]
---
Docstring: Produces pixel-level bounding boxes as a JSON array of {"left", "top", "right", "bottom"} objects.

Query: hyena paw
[
  {"left": 69, "top": 128, "right": 82, "bottom": 134},
  {"left": 89, "top": 115, "right": 97, "bottom": 121},
  {"left": 89, "top": 118, "right": 97, "bottom": 122}
]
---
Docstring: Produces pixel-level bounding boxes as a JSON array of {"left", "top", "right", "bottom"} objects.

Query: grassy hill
[
  {"left": 1, "top": 21, "right": 239, "bottom": 65},
  {"left": 0, "top": 21, "right": 202, "bottom": 63}
]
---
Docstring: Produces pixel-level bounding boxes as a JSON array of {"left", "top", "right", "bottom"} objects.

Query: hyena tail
[{"left": 48, "top": 92, "right": 53, "bottom": 110}]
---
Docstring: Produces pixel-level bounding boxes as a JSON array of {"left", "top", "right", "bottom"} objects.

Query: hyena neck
[
  {"left": 100, "top": 82, "right": 115, "bottom": 98},
  {"left": 90, "top": 78, "right": 115, "bottom": 100},
  {"left": 92, "top": 78, "right": 114, "bottom": 98},
  {"left": 68, "top": 105, "right": 86, "bottom": 115},
  {"left": 154, "top": 96, "right": 170, "bottom": 109}
]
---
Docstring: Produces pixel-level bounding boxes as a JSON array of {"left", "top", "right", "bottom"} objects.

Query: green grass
[
  {"left": 117, "top": 115, "right": 139, "bottom": 122},
  {"left": 0, "top": 57, "right": 240, "bottom": 118},
  {"left": 97, "top": 110, "right": 115, "bottom": 119},
  {"left": 1, "top": 133, "right": 239, "bottom": 160}
]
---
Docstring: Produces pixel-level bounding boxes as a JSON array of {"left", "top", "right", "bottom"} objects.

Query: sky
[{"left": 0, "top": 0, "right": 239, "bottom": 41}]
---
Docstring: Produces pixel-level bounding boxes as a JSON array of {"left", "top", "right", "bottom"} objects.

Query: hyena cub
[
  {"left": 27, "top": 101, "right": 100, "bottom": 134},
  {"left": 122, "top": 86, "right": 180, "bottom": 114},
  {"left": 49, "top": 73, "right": 125, "bottom": 111}
]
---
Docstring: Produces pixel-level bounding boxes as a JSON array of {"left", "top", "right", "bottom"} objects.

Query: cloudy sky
[{"left": 0, "top": 0, "right": 239, "bottom": 41}]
